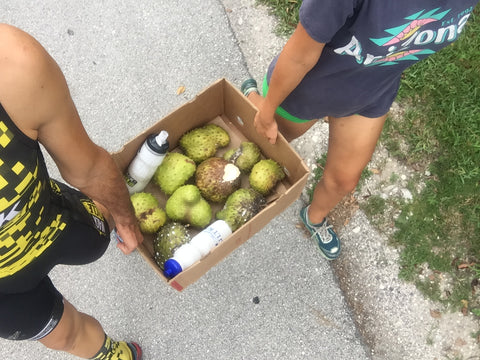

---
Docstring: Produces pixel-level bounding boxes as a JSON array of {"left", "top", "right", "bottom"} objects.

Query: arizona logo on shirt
[{"left": 334, "top": 6, "right": 475, "bottom": 66}]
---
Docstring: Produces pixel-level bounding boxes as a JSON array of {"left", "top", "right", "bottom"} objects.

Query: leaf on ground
[
  {"left": 176, "top": 85, "right": 186, "bottom": 95},
  {"left": 461, "top": 299, "right": 469, "bottom": 316},
  {"left": 430, "top": 309, "right": 442, "bottom": 318},
  {"left": 458, "top": 262, "right": 475, "bottom": 269}
]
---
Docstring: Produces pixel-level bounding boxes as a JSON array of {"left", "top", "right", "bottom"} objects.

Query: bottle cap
[
  {"left": 163, "top": 258, "right": 183, "bottom": 278},
  {"left": 147, "top": 130, "right": 169, "bottom": 154},
  {"left": 155, "top": 130, "right": 168, "bottom": 146}
]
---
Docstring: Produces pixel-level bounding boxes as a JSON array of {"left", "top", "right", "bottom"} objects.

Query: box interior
[{"left": 113, "top": 79, "right": 309, "bottom": 291}]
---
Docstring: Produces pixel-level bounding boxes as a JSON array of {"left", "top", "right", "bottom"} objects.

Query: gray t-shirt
[{"left": 267, "top": 0, "right": 478, "bottom": 119}]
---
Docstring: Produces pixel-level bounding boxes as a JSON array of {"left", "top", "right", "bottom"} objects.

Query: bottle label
[
  {"left": 204, "top": 226, "right": 224, "bottom": 246},
  {"left": 124, "top": 173, "right": 138, "bottom": 187}
]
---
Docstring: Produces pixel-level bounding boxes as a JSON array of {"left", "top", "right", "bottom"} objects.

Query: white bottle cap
[{"left": 155, "top": 130, "right": 169, "bottom": 146}]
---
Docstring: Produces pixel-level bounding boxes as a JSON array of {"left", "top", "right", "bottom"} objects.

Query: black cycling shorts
[{"left": 0, "top": 182, "right": 110, "bottom": 341}]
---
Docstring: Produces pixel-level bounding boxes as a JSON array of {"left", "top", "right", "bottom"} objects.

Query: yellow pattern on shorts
[{"left": 0, "top": 120, "right": 67, "bottom": 278}]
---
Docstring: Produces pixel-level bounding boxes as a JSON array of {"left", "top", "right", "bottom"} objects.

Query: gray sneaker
[{"left": 300, "top": 206, "right": 341, "bottom": 260}]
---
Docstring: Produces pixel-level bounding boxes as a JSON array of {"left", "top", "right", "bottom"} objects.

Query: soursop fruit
[
  {"left": 130, "top": 192, "right": 167, "bottom": 234},
  {"left": 223, "top": 141, "right": 261, "bottom": 173},
  {"left": 165, "top": 184, "right": 212, "bottom": 228},
  {"left": 153, "top": 222, "right": 191, "bottom": 270},
  {"left": 203, "top": 124, "right": 230, "bottom": 148},
  {"left": 216, "top": 188, "right": 266, "bottom": 231},
  {"left": 249, "top": 159, "right": 285, "bottom": 196},
  {"left": 195, "top": 157, "right": 241, "bottom": 203},
  {"left": 153, "top": 152, "right": 196, "bottom": 195},
  {"left": 179, "top": 124, "right": 230, "bottom": 163}
]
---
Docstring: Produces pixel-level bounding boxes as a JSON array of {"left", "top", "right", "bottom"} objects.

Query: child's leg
[{"left": 308, "top": 113, "right": 388, "bottom": 224}]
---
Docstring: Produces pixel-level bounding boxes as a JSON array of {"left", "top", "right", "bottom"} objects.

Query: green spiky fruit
[
  {"left": 131, "top": 192, "right": 158, "bottom": 213},
  {"left": 165, "top": 184, "right": 212, "bottom": 228},
  {"left": 223, "top": 141, "right": 261, "bottom": 173},
  {"left": 179, "top": 124, "right": 230, "bottom": 163},
  {"left": 130, "top": 192, "right": 167, "bottom": 234},
  {"left": 153, "top": 222, "right": 191, "bottom": 269},
  {"left": 139, "top": 207, "right": 167, "bottom": 233},
  {"left": 249, "top": 159, "right": 285, "bottom": 196},
  {"left": 203, "top": 124, "right": 230, "bottom": 148},
  {"left": 216, "top": 188, "right": 266, "bottom": 231},
  {"left": 223, "top": 148, "right": 236, "bottom": 162},
  {"left": 153, "top": 152, "right": 196, "bottom": 195},
  {"left": 195, "top": 157, "right": 241, "bottom": 202}
]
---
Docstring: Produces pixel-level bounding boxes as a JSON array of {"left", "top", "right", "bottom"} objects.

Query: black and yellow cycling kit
[
  {"left": 0, "top": 107, "right": 67, "bottom": 279},
  {"left": 0, "top": 102, "right": 110, "bottom": 340}
]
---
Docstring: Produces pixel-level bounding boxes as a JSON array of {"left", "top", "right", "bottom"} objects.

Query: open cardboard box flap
[{"left": 113, "top": 79, "right": 309, "bottom": 291}]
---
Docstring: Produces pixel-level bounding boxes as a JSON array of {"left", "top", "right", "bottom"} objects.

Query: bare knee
[{"left": 322, "top": 172, "right": 360, "bottom": 196}]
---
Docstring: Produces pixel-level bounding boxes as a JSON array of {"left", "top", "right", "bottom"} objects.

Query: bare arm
[
  {"left": 0, "top": 24, "right": 142, "bottom": 254},
  {"left": 255, "top": 22, "right": 325, "bottom": 144}
]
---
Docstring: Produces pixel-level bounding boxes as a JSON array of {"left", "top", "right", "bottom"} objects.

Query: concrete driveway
[{"left": 0, "top": 1, "right": 369, "bottom": 359}]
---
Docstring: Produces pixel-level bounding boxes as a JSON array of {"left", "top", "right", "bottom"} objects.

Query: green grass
[
  {"left": 390, "top": 9, "right": 480, "bottom": 312},
  {"left": 259, "top": 1, "right": 480, "bottom": 314},
  {"left": 257, "top": 0, "right": 299, "bottom": 35}
]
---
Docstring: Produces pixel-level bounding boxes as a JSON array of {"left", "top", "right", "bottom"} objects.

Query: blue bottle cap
[{"left": 163, "top": 259, "right": 183, "bottom": 278}]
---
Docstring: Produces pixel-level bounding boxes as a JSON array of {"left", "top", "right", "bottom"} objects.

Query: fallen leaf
[
  {"left": 458, "top": 262, "right": 475, "bottom": 269},
  {"left": 461, "top": 299, "right": 469, "bottom": 316},
  {"left": 176, "top": 85, "right": 186, "bottom": 95},
  {"left": 370, "top": 168, "right": 381, "bottom": 175},
  {"left": 430, "top": 309, "right": 442, "bottom": 318}
]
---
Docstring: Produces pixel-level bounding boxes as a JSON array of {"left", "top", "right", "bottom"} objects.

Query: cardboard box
[{"left": 113, "top": 79, "right": 309, "bottom": 291}]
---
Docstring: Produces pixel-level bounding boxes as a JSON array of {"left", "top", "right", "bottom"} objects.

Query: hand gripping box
[{"left": 112, "top": 79, "right": 309, "bottom": 291}]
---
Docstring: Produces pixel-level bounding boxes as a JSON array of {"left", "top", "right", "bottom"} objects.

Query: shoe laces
[{"left": 311, "top": 221, "right": 334, "bottom": 245}]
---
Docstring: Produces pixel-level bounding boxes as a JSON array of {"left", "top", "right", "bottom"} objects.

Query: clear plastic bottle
[
  {"left": 163, "top": 220, "right": 232, "bottom": 278},
  {"left": 125, "top": 131, "right": 169, "bottom": 194}
]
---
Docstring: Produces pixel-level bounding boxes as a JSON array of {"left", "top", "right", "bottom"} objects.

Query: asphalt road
[{"left": 0, "top": 1, "right": 370, "bottom": 359}]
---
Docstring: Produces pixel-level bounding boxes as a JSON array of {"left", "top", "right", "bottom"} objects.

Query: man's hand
[{"left": 114, "top": 222, "right": 143, "bottom": 255}]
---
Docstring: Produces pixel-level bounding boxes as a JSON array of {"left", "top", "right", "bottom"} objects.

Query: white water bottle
[
  {"left": 163, "top": 220, "right": 232, "bottom": 278},
  {"left": 125, "top": 131, "right": 169, "bottom": 194}
]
